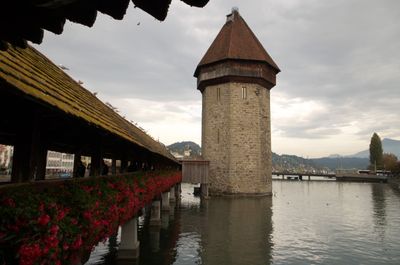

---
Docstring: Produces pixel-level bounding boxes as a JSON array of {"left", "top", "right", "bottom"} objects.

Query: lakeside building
[
  {"left": 46, "top": 151, "right": 74, "bottom": 177},
  {"left": 0, "top": 144, "right": 13, "bottom": 174}
]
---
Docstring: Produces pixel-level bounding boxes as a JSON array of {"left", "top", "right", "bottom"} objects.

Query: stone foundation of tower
[{"left": 202, "top": 82, "right": 272, "bottom": 195}]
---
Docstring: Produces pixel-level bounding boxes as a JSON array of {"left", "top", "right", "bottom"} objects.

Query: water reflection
[
  {"left": 199, "top": 197, "right": 273, "bottom": 265},
  {"left": 371, "top": 184, "right": 387, "bottom": 232},
  {"left": 86, "top": 182, "right": 400, "bottom": 265}
]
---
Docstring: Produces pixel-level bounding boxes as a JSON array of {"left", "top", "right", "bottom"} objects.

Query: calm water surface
[{"left": 86, "top": 181, "right": 400, "bottom": 265}]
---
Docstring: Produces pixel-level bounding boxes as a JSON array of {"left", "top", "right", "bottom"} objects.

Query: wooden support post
[
  {"left": 111, "top": 158, "right": 117, "bottom": 175},
  {"left": 90, "top": 136, "right": 103, "bottom": 177},
  {"left": 90, "top": 151, "right": 101, "bottom": 177},
  {"left": 11, "top": 111, "right": 46, "bottom": 182},
  {"left": 73, "top": 153, "right": 81, "bottom": 178},
  {"left": 120, "top": 159, "right": 128, "bottom": 173},
  {"left": 34, "top": 146, "right": 47, "bottom": 180},
  {"left": 11, "top": 139, "right": 31, "bottom": 182}
]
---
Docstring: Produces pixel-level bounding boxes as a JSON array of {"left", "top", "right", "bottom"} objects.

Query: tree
[
  {"left": 369, "top": 132, "right": 383, "bottom": 171},
  {"left": 382, "top": 153, "right": 398, "bottom": 172}
]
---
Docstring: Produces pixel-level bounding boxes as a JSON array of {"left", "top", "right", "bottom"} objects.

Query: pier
[{"left": 273, "top": 172, "right": 388, "bottom": 183}]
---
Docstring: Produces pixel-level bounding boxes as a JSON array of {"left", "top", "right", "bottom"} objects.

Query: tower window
[
  {"left": 242, "top": 86, "right": 247, "bottom": 99},
  {"left": 217, "top": 129, "right": 220, "bottom": 144},
  {"left": 217, "top": 87, "right": 221, "bottom": 102}
]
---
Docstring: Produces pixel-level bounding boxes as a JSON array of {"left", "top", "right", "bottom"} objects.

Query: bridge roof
[
  {"left": 0, "top": 44, "right": 176, "bottom": 161},
  {"left": 194, "top": 9, "right": 280, "bottom": 76},
  {"left": 0, "top": 0, "right": 209, "bottom": 50}
]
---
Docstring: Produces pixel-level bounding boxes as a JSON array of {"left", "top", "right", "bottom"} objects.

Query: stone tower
[{"left": 194, "top": 8, "right": 280, "bottom": 195}]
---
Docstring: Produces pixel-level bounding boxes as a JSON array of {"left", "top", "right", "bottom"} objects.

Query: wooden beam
[
  {"left": 111, "top": 158, "right": 117, "bottom": 175},
  {"left": 120, "top": 159, "right": 128, "bottom": 173},
  {"left": 72, "top": 152, "right": 80, "bottom": 178},
  {"left": 132, "top": 0, "right": 170, "bottom": 21},
  {"left": 98, "top": 0, "right": 129, "bottom": 20},
  {"left": 65, "top": 1, "right": 97, "bottom": 27}
]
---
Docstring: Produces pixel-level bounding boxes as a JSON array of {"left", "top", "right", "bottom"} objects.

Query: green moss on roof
[{"left": 0, "top": 45, "right": 175, "bottom": 161}]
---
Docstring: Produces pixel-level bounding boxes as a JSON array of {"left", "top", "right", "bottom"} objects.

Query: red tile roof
[{"left": 195, "top": 9, "right": 280, "bottom": 76}]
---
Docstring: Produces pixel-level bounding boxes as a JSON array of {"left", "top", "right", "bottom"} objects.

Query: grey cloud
[{"left": 34, "top": 0, "right": 400, "bottom": 150}]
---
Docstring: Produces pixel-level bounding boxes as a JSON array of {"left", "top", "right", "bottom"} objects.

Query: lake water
[{"left": 86, "top": 180, "right": 400, "bottom": 265}]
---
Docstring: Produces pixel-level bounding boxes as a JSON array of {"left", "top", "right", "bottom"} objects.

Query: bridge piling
[
  {"left": 201, "top": 183, "right": 209, "bottom": 198},
  {"left": 149, "top": 200, "right": 161, "bottom": 226},
  {"left": 161, "top": 192, "right": 170, "bottom": 211},
  {"left": 169, "top": 186, "right": 176, "bottom": 203},
  {"left": 117, "top": 217, "right": 140, "bottom": 260},
  {"left": 161, "top": 211, "right": 170, "bottom": 230}
]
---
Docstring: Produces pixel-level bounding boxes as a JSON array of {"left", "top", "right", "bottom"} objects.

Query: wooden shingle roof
[
  {"left": 194, "top": 9, "right": 280, "bottom": 76},
  {"left": 0, "top": 44, "right": 176, "bottom": 161},
  {"left": 0, "top": 0, "right": 210, "bottom": 50}
]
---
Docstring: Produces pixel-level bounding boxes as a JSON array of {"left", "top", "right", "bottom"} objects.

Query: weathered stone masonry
[{"left": 195, "top": 9, "right": 280, "bottom": 195}]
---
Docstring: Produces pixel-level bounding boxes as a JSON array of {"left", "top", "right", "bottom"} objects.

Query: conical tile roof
[{"left": 195, "top": 9, "right": 280, "bottom": 76}]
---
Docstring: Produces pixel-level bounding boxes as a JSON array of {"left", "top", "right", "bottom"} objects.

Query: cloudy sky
[{"left": 34, "top": 0, "right": 400, "bottom": 158}]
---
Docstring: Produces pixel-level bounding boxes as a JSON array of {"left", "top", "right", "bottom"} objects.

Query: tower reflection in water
[{"left": 86, "top": 184, "right": 273, "bottom": 265}]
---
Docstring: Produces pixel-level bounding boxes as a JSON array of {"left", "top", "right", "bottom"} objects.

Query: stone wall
[{"left": 202, "top": 82, "right": 272, "bottom": 195}]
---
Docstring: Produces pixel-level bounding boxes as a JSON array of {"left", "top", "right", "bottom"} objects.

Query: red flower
[
  {"left": 3, "top": 197, "right": 16, "bottom": 207},
  {"left": 71, "top": 236, "right": 82, "bottom": 249},
  {"left": 37, "top": 214, "right": 50, "bottom": 226},
  {"left": 19, "top": 243, "right": 41, "bottom": 265},
  {"left": 83, "top": 211, "right": 92, "bottom": 220},
  {"left": 63, "top": 243, "right": 69, "bottom": 251},
  {"left": 50, "top": 225, "right": 59, "bottom": 235},
  {"left": 56, "top": 207, "right": 70, "bottom": 221}
]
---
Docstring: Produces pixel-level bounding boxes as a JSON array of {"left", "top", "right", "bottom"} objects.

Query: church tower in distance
[{"left": 194, "top": 8, "right": 280, "bottom": 195}]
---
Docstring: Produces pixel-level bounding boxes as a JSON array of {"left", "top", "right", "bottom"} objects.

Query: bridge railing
[{"left": 0, "top": 170, "right": 181, "bottom": 265}]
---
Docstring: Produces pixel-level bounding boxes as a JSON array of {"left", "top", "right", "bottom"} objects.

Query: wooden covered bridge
[
  {"left": 0, "top": 43, "right": 182, "bottom": 264},
  {"left": 0, "top": 0, "right": 211, "bottom": 264}
]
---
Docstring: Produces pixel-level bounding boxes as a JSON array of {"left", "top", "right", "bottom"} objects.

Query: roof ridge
[{"left": 227, "top": 15, "right": 234, "bottom": 59}]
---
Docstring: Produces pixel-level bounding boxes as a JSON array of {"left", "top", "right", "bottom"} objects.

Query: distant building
[
  {"left": 0, "top": 145, "right": 13, "bottom": 174},
  {"left": 46, "top": 151, "right": 74, "bottom": 177},
  {"left": 170, "top": 151, "right": 184, "bottom": 160}
]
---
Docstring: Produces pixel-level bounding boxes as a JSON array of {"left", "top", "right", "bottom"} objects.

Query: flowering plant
[{"left": 0, "top": 170, "right": 181, "bottom": 265}]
